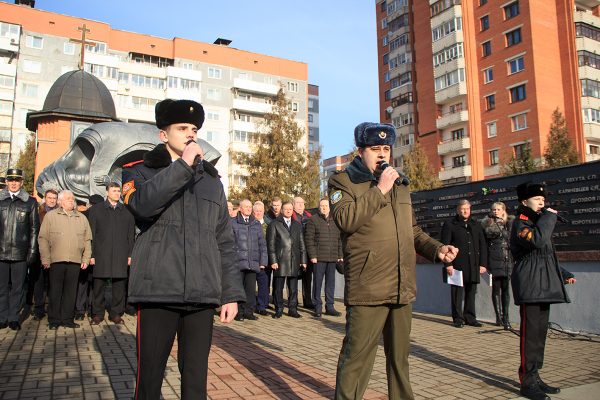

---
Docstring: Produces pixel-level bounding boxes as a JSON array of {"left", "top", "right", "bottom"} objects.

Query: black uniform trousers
[
  {"left": 135, "top": 304, "right": 214, "bottom": 400},
  {"left": 519, "top": 303, "right": 550, "bottom": 387},
  {"left": 92, "top": 277, "right": 126, "bottom": 319},
  {"left": 256, "top": 267, "right": 271, "bottom": 312},
  {"left": 48, "top": 262, "right": 80, "bottom": 325},
  {"left": 312, "top": 262, "right": 336, "bottom": 312},
  {"left": 0, "top": 260, "right": 27, "bottom": 323},
  {"left": 450, "top": 282, "right": 477, "bottom": 324},
  {"left": 76, "top": 267, "right": 93, "bottom": 315},
  {"left": 24, "top": 263, "right": 47, "bottom": 317},
  {"left": 273, "top": 276, "right": 298, "bottom": 312},
  {"left": 238, "top": 270, "right": 257, "bottom": 317},
  {"left": 301, "top": 263, "right": 313, "bottom": 307}
]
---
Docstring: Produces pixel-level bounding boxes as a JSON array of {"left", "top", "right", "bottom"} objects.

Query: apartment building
[
  {"left": 308, "top": 84, "right": 320, "bottom": 154},
  {"left": 0, "top": 2, "right": 311, "bottom": 194},
  {"left": 376, "top": 0, "right": 600, "bottom": 186}
]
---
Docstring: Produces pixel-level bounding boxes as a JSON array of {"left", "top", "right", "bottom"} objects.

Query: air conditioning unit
[{"left": 10, "top": 39, "right": 16, "bottom": 44}]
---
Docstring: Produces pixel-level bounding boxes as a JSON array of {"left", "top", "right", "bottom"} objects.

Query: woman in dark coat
[
  {"left": 481, "top": 202, "right": 514, "bottom": 329},
  {"left": 442, "top": 199, "right": 487, "bottom": 328},
  {"left": 266, "top": 202, "right": 307, "bottom": 318}
]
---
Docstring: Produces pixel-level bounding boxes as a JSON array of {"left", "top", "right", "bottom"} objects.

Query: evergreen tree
[
  {"left": 544, "top": 108, "right": 579, "bottom": 168},
  {"left": 501, "top": 144, "right": 538, "bottom": 176},
  {"left": 15, "top": 133, "right": 36, "bottom": 194},
  {"left": 401, "top": 142, "right": 441, "bottom": 191},
  {"left": 230, "top": 88, "right": 321, "bottom": 207}
]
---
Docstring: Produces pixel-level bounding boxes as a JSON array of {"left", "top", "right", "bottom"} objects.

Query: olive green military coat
[{"left": 328, "top": 157, "right": 443, "bottom": 306}]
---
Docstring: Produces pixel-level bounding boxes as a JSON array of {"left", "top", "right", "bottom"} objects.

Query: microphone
[
  {"left": 542, "top": 207, "right": 569, "bottom": 223},
  {"left": 185, "top": 139, "right": 203, "bottom": 172},
  {"left": 378, "top": 161, "right": 410, "bottom": 186}
]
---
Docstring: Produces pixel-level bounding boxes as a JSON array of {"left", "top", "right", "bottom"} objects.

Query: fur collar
[
  {"left": 144, "top": 144, "right": 219, "bottom": 178},
  {"left": 346, "top": 156, "right": 376, "bottom": 184},
  {"left": 0, "top": 189, "right": 30, "bottom": 202}
]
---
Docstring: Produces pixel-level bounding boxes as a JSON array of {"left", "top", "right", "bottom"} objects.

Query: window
[
  {"left": 576, "top": 22, "right": 600, "bottom": 42},
  {"left": 205, "top": 131, "right": 215, "bottom": 142},
  {"left": 26, "top": 35, "right": 43, "bottom": 49},
  {"left": 382, "top": 36, "right": 389, "bottom": 47},
  {"left": 508, "top": 56, "right": 525, "bottom": 74},
  {"left": 434, "top": 68, "right": 465, "bottom": 91},
  {"left": 485, "top": 94, "right": 496, "bottom": 110},
  {"left": 430, "top": 0, "right": 461, "bottom": 17},
  {"left": 487, "top": 121, "right": 497, "bottom": 138},
  {"left": 64, "top": 42, "right": 76, "bottom": 55},
  {"left": 489, "top": 149, "right": 499, "bottom": 165},
  {"left": 578, "top": 50, "right": 600, "bottom": 69},
  {"left": 449, "top": 103, "right": 463, "bottom": 113},
  {"left": 238, "top": 93, "right": 251, "bottom": 101},
  {"left": 511, "top": 113, "right": 528, "bottom": 131},
  {"left": 391, "top": 92, "right": 413, "bottom": 107},
  {"left": 232, "top": 175, "right": 247, "bottom": 187},
  {"left": 390, "top": 34, "right": 409, "bottom": 50},
  {"left": 480, "top": 0, "right": 488, "bottom": 5},
  {"left": 182, "top": 62, "right": 194, "bottom": 70},
  {"left": 383, "top": 53, "right": 389, "bottom": 65},
  {"left": 85, "top": 42, "right": 106, "bottom": 54},
  {"left": 482, "top": 41, "right": 492, "bottom": 57},
  {"left": 0, "top": 100, "right": 12, "bottom": 115},
  {"left": 308, "top": 114, "right": 313, "bottom": 123},
  {"left": 0, "top": 75, "right": 15, "bottom": 88},
  {"left": 288, "top": 82, "right": 298, "bottom": 92},
  {"left": 514, "top": 142, "right": 529, "bottom": 159},
  {"left": 381, "top": 18, "right": 388, "bottom": 30},
  {"left": 308, "top": 100, "right": 314, "bottom": 109},
  {"left": 432, "top": 43, "right": 464, "bottom": 67},
  {"left": 21, "top": 83, "right": 38, "bottom": 97},
  {"left": 0, "top": 22, "right": 20, "bottom": 38},
  {"left": 208, "top": 67, "right": 222, "bottom": 79},
  {"left": 581, "top": 79, "right": 600, "bottom": 98},
  {"left": 506, "top": 28, "right": 522, "bottom": 47},
  {"left": 504, "top": 1, "right": 520, "bottom": 20},
  {"left": 206, "top": 111, "right": 220, "bottom": 121},
  {"left": 290, "top": 102, "right": 299, "bottom": 112},
  {"left": 385, "top": 90, "right": 391, "bottom": 101},
  {"left": 22, "top": 60, "right": 41, "bottom": 74},
  {"left": 590, "top": 145, "right": 599, "bottom": 155},
  {"left": 510, "top": 84, "right": 526, "bottom": 102},
  {"left": 392, "top": 113, "right": 413, "bottom": 127},
  {"left": 207, "top": 88, "right": 221, "bottom": 100},
  {"left": 0, "top": 129, "right": 10, "bottom": 142},
  {"left": 432, "top": 17, "right": 462, "bottom": 42},
  {"left": 388, "top": 13, "right": 409, "bottom": 33},
  {"left": 480, "top": 15, "right": 490, "bottom": 31},
  {"left": 582, "top": 108, "right": 600, "bottom": 123},
  {"left": 238, "top": 113, "right": 251, "bottom": 122},
  {"left": 131, "top": 96, "right": 159, "bottom": 110},
  {"left": 483, "top": 67, "right": 493, "bottom": 84},
  {"left": 451, "top": 128, "right": 465, "bottom": 140},
  {"left": 452, "top": 155, "right": 466, "bottom": 168}
]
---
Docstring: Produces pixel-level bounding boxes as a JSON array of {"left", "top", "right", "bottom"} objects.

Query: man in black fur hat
[{"left": 122, "top": 99, "right": 244, "bottom": 399}]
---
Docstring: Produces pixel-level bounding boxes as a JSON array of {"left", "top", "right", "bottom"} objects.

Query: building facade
[
  {"left": 0, "top": 2, "right": 310, "bottom": 194},
  {"left": 308, "top": 84, "right": 320, "bottom": 154},
  {"left": 376, "top": 0, "right": 600, "bottom": 186}
]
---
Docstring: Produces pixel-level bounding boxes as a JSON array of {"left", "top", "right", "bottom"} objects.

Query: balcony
[
  {"left": 435, "top": 82, "right": 467, "bottom": 105},
  {"left": 574, "top": 10, "right": 599, "bottom": 26},
  {"left": 233, "top": 78, "right": 279, "bottom": 96},
  {"left": 578, "top": 65, "right": 600, "bottom": 82},
  {"left": 584, "top": 123, "right": 600, "bottom": 140},
  {"left": 166, "top": 66, "right": 202, "bottom": 81},
  {"left": 433, "top": 57, "right": 465, "bottom": 79},
  {"left": 586, "top": 153, "right": 600, "bottom": 162},
  {"left": 164, "top": 88, "right": 201, "bottom": 102},
  {"left": 437, "top": 136, "right": 470, "bottom": 155},
  {"left": 436, "top": 109, "right": 468, "bottom": 130},
  {"left": 430, "top": 4, "right": 462, "bottom": 28},
  {"left": 232, "top": 98, "right": 272, "bottom": 114},
  {"left": 439, "top": 164, "right": 472, "bottom": 181},
  {"left": 576, "top": 36, "right": 600, "bottom": 53},
  {"left": 232, "top": 120, "right": 257, "bottom": 133},
  {"left": 118, "top": 61, "right": 166, "bottom": 78},
  {"left": 84, "top": 52, "right": 120, "bottom": 68},
  {"left": 432, "top": 30, "right": 464, "bottom": 55},
  {"left": 0, "top": 36, "right": 19, "bottom": 53},
  {"left": 0, "top": 63, "right": 16, "bottom": 77},
  {"left": 484, "top": 165, "right": 501, "bottom": 178}
]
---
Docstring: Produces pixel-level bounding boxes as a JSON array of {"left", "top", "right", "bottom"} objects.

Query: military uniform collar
[
  {"left": 144, "top": 143, "right": 220, "bottom": 178},
  {"left": 517, "top": 205, "right": 540, "bottom": 223},
  {"left": 0, "top": 188, "right": 29, "bottom": 202},
  {"left": 346, "top": 156, "right": 377, "bottom": 184}
]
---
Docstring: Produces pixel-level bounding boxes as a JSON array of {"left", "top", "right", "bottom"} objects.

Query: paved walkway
[{"left": 1, "top": 304, "right": 599, "bottom": 399}]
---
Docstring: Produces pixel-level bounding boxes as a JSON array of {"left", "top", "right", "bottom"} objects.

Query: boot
[
  {"left": 502, "top": 290, "right": 512, "bottom": 330},
  {"left": 492, "top": 294, "right": 502, "bottom": 326}
]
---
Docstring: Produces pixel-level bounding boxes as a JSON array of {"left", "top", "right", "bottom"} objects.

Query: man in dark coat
[
  {"left": 264, "top": 196, "right": 282, "bottom": 225},
  {"left": 231, "top": 199, "right": 268, "bottom": 321},
  {"left": 442, "top": 199, "right": 487, "bottom": 328},
  {"left": 252, "top": 201, "right": 271, "bottom": 315},
  {"left": 267, "top": 201, "right": 307, "bottom": 318},
  {"left": 122, "top": 99, "right": 244, "bottom": 399},
  {"left": 88, "top": 183, "right": 135, "bottom": 325},
  {"left": 510, "top": 182, "right": 575, "bottom": 400},
  {"left": 305, "top": 197, "right": 343, "bottom": 318},
  {"left": 292, "top": 196, "right": 314, "bottom": 309},
  {"left": 0, "top": 169, "right": 39, "bottom": 330}
]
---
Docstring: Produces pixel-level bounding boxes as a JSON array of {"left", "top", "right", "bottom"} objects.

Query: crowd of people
[{"left": 0, "top": 99, "right": 577, "bottom": 400}]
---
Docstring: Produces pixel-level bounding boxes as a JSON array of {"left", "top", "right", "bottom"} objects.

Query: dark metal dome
[{"left": 27, "top": 70, "right": 118, "bottom": 130}]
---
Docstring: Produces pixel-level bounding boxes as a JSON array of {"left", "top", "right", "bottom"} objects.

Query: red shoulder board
[
  {"left": 123, "top": 160, "right": 143, "bottom": 168},
  {"left": 519, "top": 214, "right": 529, "bottom": 221}
]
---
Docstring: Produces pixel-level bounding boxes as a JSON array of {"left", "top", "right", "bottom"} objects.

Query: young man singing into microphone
[
  {"left": 510, "top": 182, "right": 576, "bottom": 400},
  {"left": 122, "top": 99, "right": 244, "bottom": 399}
]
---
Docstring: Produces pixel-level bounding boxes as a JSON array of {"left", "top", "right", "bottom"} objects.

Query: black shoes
[
  {"left": 234, "top": 314, "right": 244, "bottom": 322},
  {"left": 314, "top": 310, "right": 322, "bottom": 318},
  {"left": 257, "top": 310, "right": 268, "bottom": 316},
  {"left": 74, "top": 314, "right": 85, "bottom": 321},
  {"left": 303, "top": 302, "right": 315, "bottom": 309},
  {"left": 325, "top": 309, "right": 342, "bottom": 317},
  {"left": 466, "top": 321, "right": 483, "bottom": 327},
  {"left": 520, "top": 384, "right": 551, "bottom": 400},
  {"left": 245, "top": 314, "right": 258, "bottom": 321},
  {"left": 8, "top": 321, "right": 20, "bottom": 331},
  {"left": 0, "top": 321, "right": 7, "bottom": 329},
  {"left": 288, "top": 310, "right": 302, "bottom": 318},
  {"left": 32, "top": 313, "right": 45, "bottom": 321},
  {"left": 453, "top": 320, "right": 464, "bottom": 328},
  {"left": 90, "top": 316, "right": 103, "bottom": 325},
  {"left": 537, "top": 378, "right": 560, "bottom": 394},
  {"left": 272, "top": 311, "right": 283, "bottom": 319},
  {"left": 48, "top": 323, "right": 59, "bottom": 330},
  {"left": 62, "top": 322, "right": 80, "bottom": 328}
]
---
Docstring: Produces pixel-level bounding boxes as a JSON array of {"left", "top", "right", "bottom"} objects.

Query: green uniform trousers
[{"left": 335, "top": 303, "right": 413, "bottom": 400}]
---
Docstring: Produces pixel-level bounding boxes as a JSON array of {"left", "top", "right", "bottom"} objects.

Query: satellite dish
[{"left": 386, "top": 106, "right": 394, "bottom": 114}]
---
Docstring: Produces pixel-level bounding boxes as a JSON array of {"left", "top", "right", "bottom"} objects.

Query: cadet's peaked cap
[
  {"left": 155, "top": 99, "right": 205, "bottom": 130},
  {"left": 5, "top": 168, "right": 23, "bottom": 179},
  {"left": 354, "top": 122, "right": 396, "bottom": 148},
  {"left": 517, "top": 182, "right": 546, "bottom": 201}
]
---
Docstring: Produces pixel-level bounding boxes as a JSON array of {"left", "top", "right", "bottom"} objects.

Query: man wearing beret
[
  {"left": 122, "top": 99, "right": 244, "bottom": 399},
  {"left": 0, "top": 169, "right": 39, "bottom": 330},
  {"left": 328, "top": 122, "right": 458, "bottom": 399},
  {"left": 510, "top": 182, "right": 575, "bottom": 400}
]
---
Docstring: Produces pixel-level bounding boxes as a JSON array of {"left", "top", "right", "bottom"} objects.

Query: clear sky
[{"left": 21, "top": 0, "right": 381, "bottom": 159}]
